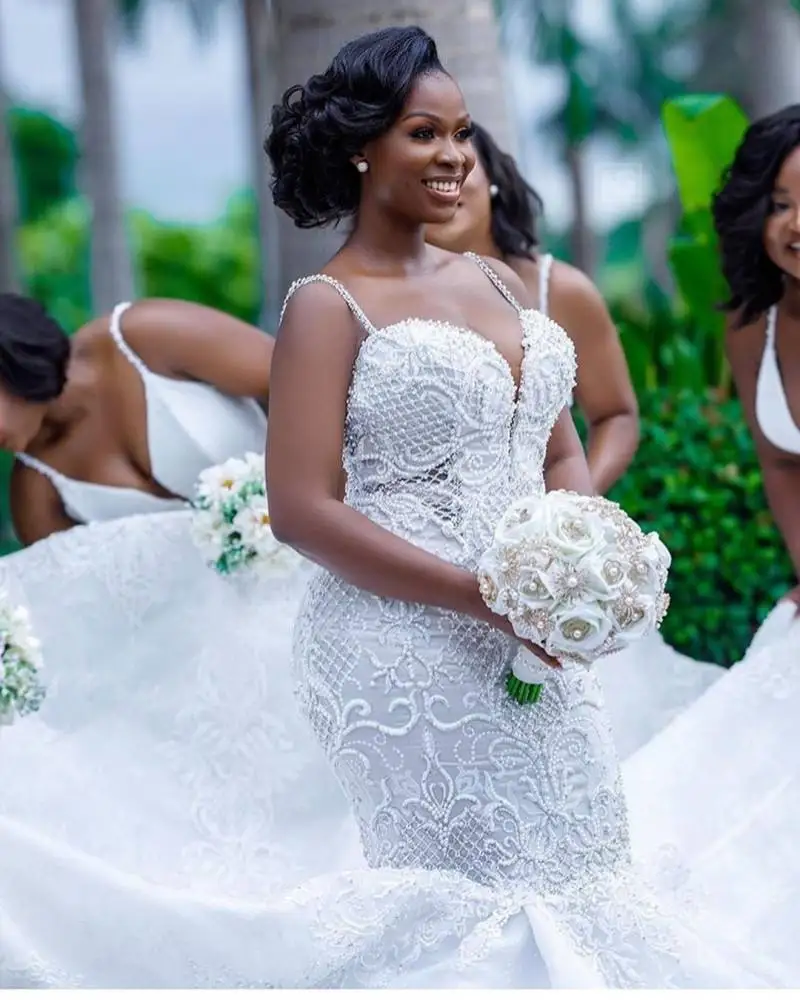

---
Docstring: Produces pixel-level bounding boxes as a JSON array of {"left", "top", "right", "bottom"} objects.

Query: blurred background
[{"left": 1, "top": 0, "right": 799, "bottom": 663}]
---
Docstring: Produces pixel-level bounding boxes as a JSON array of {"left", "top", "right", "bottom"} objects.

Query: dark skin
[
  {"left": 726, "top": 144, "right": 800, "bottom": 608},
  {"left": 5, "top": 299, "right": 273, "bottom": 546},
  {"left": 267, "top": 71, "right": 593, "bottom": 667},
  {"left": 426, "top": 155, "right": 639, "bottom": 494}
]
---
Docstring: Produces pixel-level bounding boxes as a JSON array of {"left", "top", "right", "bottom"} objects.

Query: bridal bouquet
[
  {"left": 478, "top": 491, "right": 671, "bottom": 704},
  {"left": 191, "top": 452, "right": 299, "bottom": 577},
  {"left": 0, "top": 591, "right": 46, "bottom": 725}
]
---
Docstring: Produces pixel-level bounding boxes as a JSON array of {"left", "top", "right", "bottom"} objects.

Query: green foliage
[
  {"left": 15, "top": 190, "right": 261, "bottom": 332},
  {"left": 6, "top": 106, "right": 78, "bottom": 224},
  {"left": 661, "top": 94, "right": 749, "bottom": 369},
  {"left": 608, "top": 285, "right": 721, "bottom": 396},
  {"left": 608, "top": 390, "right": 792, "bottom": 664},
  {"left": 131, "top": 191, "right": 261, "bottom": 323}
]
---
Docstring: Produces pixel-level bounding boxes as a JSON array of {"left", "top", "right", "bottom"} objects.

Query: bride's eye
[
  {"left": 411, "top": 127, "right": 436, "bottom": 140},
  {"left": 457, "top": 125, "right": 476, "bottom": 141}
]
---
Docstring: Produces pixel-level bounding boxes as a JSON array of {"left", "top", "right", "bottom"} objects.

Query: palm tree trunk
[
  {"left": 0, "top": 38, "right": 20, "bottom": 293},
  {"left": 565, "top": 141, "right": 593, "bottom": 276},
  {"left": 72, "top": 0, "right": 133, "bottom": 312},
  {"left": 273, "top": 0, "right": 514, "bottom": 287},
  {"left": 242, "top": 0, "right": 282, "bottom": 330}
]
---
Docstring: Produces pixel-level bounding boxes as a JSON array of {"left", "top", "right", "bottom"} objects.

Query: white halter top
[
  {"left": 16, "top": 303, "right": 268, "bottom": 524},
  {"left": 755, "top": 305, "right": 800, "bottom": 456}
]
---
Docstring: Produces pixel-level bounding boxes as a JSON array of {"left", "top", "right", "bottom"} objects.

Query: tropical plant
[
  {"left": 7, "top": 108, "right": 79, "bottom": 224},
  {"left": 498, "top": 0, "right": 706, "bottom": 275},
  {"left": 0, "top": 24, "right": 19, "bottom": 293},
  {"left": 661, "top": 93, "right": 749, "bottom": 394}
]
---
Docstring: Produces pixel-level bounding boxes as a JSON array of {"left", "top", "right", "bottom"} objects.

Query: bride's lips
[{"left": 422, "top": 177, "right": 462, "bottom": 204}]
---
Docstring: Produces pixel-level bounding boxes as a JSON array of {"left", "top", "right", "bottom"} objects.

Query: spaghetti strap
[
  {"left": 109, "top": 302, "right": 148, "bottom": 376},
  {"left": 15, "top": 452, "right": 64, "bottom": 486},
  {"left": 463, "top": 252, "right": 523, "bottom": 313},
  {"left": 279, "top": 275, "right": 377, "bottom": 336},
  {"left": 538, "top": 253, "right": 553, "bottom": 317},
  {"left": 765, "top": 305, "right": 777, "bottom": 347}
]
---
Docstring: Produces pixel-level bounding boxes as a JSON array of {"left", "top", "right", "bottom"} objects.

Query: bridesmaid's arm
[
  {"left": 266, "top": 282, "right": 531, "bottom": 640},
  {"left": 116, "top": 300, "right": 274, "bottom": 408},
  {"left": 9, "top": 463, "right": 78, "bottom": 546},
  {"left": 547, "top": 264, "right": 639, "bottom": 494},
  {"left": 543, "top": 407, "right": 594, "bottom": 495}
]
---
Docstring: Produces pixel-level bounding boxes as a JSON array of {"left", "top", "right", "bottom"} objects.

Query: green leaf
[{"left": 662, "top": 94, "right": 749, "bottom": 212}]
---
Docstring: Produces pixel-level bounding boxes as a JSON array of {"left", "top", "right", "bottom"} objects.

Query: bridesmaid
[
  {"left": 426, "top": 122, "right": 638, "bottom": 494},
  {"left": 0, "top": 294, "right": 271, "bottom": 544},
  {"left": 715, "top": 104, "right": 800, "bottom": 621}
]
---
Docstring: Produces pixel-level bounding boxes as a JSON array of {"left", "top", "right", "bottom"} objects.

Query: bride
[{"left": 0, "top": 28, "right": 794, "bottom": 989}]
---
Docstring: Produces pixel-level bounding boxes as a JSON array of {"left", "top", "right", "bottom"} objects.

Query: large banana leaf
[
  {"left": 663, "top": 94, "right": 749, "bottom": 212},
  {"left": 661, "top": 95, "right": 749, "bottom": 389}
]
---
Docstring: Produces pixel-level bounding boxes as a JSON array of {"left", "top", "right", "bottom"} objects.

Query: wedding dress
[{"left": 0, "top": 275, "right": 794, "bottom": 987}]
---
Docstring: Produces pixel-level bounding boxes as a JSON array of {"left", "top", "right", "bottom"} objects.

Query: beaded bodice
[{"left": 284, "top": 254, "right": 575, "bottom": 570}]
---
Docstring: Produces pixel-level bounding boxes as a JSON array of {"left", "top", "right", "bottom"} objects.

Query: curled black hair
[
  {"left": 712, "top": 104, "right": 800, "bottom": 326},
  {"left": 265, "top": 26, "right": 445, "bottom": 228},
  {"left": 0, "top": 294, "right": 70, "bottom": 402},
  {"left": 471, "top": 122, "right": 544, "bottom": 259}
]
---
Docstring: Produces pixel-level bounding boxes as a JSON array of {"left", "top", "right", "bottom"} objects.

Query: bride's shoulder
[{"left": 277, "top": 271, "right": 367, "bottom": 351}]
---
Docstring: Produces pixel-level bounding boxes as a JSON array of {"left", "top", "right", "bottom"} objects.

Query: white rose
[
  {"left": 548, "top": 604, "right": 613, "bottom": 661},
  {"left": 493, "top": 498, "right": 552, "bottom": 548},
  {"left": 575, "top": 551, "right": 627, "bottom": 601},
  {"left": 613, "top": 591, "right": 658, "bottom": 642},
  {"left": 627, "top": 533, "right": 671, "bottom": 593}
]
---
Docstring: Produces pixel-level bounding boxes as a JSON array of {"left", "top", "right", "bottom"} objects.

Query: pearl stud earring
[
  {"left": 489, "top": 184, "right": 499, "bottom": 197},
  {"left": 356, "top": 161, "right": 369, "bottom": 174}
]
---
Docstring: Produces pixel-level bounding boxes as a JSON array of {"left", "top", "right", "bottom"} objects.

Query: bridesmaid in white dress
[
  {"left": 0, "top": 294, "right": 269, "bottom": 541},
  {"left": 425, "top": 123, "right": 721, "bottom": 755},
  {"left": 623, "top": 105, "right": 800, "bottom": 977}
]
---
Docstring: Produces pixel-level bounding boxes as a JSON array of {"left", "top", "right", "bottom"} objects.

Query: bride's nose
[{"left": 436, "top": 138, "right": 465, "bottom": 169}]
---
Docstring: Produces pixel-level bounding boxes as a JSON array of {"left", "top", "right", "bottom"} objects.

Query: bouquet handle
[{"left": 506, "top": 649, "right": 554, "bottom": 705}]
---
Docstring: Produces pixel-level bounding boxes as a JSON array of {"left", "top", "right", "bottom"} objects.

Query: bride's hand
[
  {"left": 482, "top": 606, "right": 562, "bottom": 669},
  {"left": 516, "top": 638, "right": 562, "bottom": 669}
]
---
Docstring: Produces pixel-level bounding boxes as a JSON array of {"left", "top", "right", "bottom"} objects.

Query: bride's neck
[{"left": 347, "top": 206, "right": 430, "bottom": 273}]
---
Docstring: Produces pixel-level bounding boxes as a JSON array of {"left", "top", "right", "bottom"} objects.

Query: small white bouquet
[
  {"left": 0, "top": 591, "right": 46, "bottom": 725},
  {"left": 191, "top": 452, "right": 299, "bottom": 577},
  {"left": 478, "top": 491, "right": 671, "bottom": 704}
]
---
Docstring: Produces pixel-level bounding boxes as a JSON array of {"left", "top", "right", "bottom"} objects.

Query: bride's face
[
  {"left": 360, "top": 71, "right": 476, "bottom": 225},
  {"left": 764, "top": 144, "right": 800, "bottom": 282}
]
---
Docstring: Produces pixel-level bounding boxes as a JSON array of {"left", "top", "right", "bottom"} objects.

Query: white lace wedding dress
[{"left": 0, "top": 270, "right": 795, "bottom": 987}]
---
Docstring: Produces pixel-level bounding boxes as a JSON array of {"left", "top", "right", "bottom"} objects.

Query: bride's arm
[
  {"left": 544, "top": 407, "right": 594, "bottom": 494},
  {"left": 266, "top": 282, "right": 498, "bottom": 625}
]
